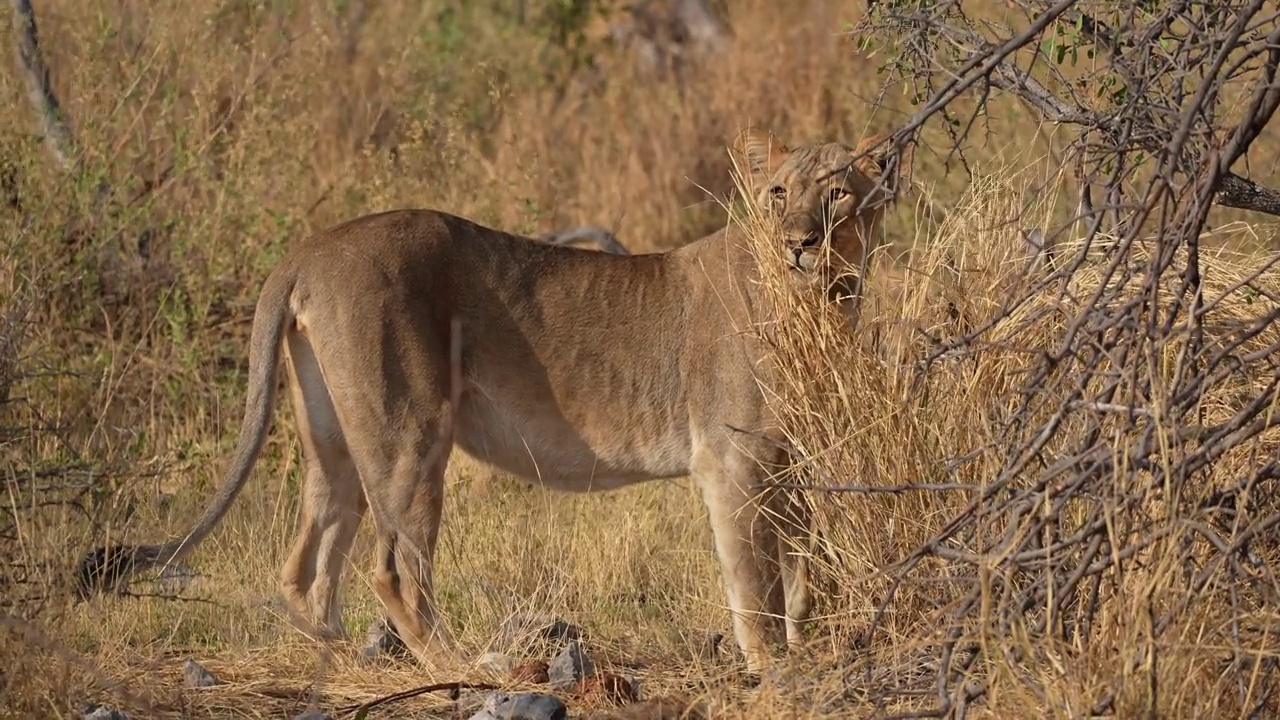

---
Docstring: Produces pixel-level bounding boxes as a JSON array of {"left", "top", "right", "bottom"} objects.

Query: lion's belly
[{"left": 452, "top": 389, "right": 692, "bottom": 491}]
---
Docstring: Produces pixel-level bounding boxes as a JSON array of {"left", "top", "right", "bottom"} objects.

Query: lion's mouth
[{"left": 789, "top": 233, "right": 824, "bottom": 271}]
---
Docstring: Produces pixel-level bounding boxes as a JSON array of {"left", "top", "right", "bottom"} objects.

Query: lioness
[{"left": 78, "top": 128, "right": 897, "bottom": 673}]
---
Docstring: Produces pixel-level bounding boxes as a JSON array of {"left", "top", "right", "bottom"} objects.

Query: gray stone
[
  {"left": 478, "top": 650, "right": 518, "bottom": 674},
  {"left": 454, "top": 689, "right": 487, "bottom": 715},
  {"left": 82, "top": 706, "right": 128, "bottom": 720},
  {"left": 468, "top": 691, "right": 567, "bottom": 720},
  {"left": 360, "top": 617, "right": 411, "bottom": 661},
  {"left": 182, "top": 658, "right": 218, "bottom": 688},
  {"left": 289, "top": 709, "right": 332, "bottom": 720},
  {"left": 158, "top": 563, "right": 198, "bottom": 593},
  {"left": 497, "top": 612, "right": 581, "bottom": 655},
  {"left": 703, "top": 631, "right": 724, "bottom": 657},
  {"left": 546, "top": 639, "right": 594, "bottom": 692}
]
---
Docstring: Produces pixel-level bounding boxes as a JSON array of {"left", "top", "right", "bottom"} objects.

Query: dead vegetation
[{"left": 744, "top": 2, "right": 1280, "bottom": 715}]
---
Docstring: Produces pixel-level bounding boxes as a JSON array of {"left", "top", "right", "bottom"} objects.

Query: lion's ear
[
  {"left": 853, "top": 133, "right": 911, "bottom": 183},
  {"left": 732, "top": 128, "right": 789, "bottom": 175},
  {"left": 852, "top": 134, "right": 892, "bottom": 180}
]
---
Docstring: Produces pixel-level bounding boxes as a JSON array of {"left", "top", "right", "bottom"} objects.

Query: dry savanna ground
[{"left": 4, "top": 1, "right": 1280, "bottom": 718}]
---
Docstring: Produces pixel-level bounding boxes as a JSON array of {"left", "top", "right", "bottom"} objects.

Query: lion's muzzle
[{"left": 789, "top": 232, "right": 824, "bottom": 271}]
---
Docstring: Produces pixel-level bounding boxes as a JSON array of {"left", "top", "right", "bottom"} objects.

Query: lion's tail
[{"left": 77, "top": 269, "right": 296, "bottom": 597}]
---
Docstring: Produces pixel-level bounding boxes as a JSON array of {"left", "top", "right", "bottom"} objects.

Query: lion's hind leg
[{"left": 279, "top": 331, "right": 367, "bottom": 641}]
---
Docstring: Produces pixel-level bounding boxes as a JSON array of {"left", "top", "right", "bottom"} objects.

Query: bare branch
[
  {"left": 9, "top": 0, "right": 77, "bottom": 170},
  {"left": 861, "top": 2, "right": 1280, "bottom": 218},
  {"left": 792, "top": 2, "right": 1280, "bottom": 713}
]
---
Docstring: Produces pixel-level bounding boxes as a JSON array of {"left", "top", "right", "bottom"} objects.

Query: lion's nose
[{"left": 790, "top": 234, "right": 822, "bottom": 268}]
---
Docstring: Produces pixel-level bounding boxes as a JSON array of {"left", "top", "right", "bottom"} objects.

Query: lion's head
[{"left": 733, "top": 129, "right": 899, "bottom": 293}]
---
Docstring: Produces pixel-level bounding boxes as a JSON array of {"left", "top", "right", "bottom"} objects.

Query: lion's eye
[
  {"left": 828, "top": 187, "right": 851, "bottom": 204},
  {"left": 769, "top": 186, "right": 787, "bottom": 201}
]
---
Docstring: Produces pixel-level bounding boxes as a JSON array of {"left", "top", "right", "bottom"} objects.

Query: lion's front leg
[
  {"left": 358, "top": 423, "right": 462, "bottom": 670},
  {"left": 777, "top": 487, "right": 815, "bottom": 648},
  {"left": 692, "top": 449, "right": 788, "bottom": 673}
]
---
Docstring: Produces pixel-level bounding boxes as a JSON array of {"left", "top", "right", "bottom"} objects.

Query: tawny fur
[{"left": 78, "top": 128, "right": 897, "bottom": 673}]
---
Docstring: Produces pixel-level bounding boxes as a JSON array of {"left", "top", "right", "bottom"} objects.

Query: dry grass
[
  {"left": 4, "top": 1, "right": 1280, "bottom": 718},
  {"left": 740, "top": 147, "right": 1280, "bottom": 716}
]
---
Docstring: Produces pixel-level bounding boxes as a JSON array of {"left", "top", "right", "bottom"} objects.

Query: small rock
[
  {"left": 757, "top": 663, "right": 805, "bottom": 689},
  {"left": 478, "top": 650, "right": 518, "bottom": 675},
  {"left": 158, "top": 563, "right": 198, "bottom": 593},
  {"left": 82, "top": 706, "right": 129, "bottom": 720},
  {"left": 290, "top": 710, "right": 332, "bottom": 720},
  {"left": 182, "top": 658, "right": 218, "bottom": 688},
  {"left": 469, "top": 691, "right": 567, "bottom": 720},
  {"left": 360, "top": 617, "right": 411, "bottom": 661},
  {"left": 547, "top": 639, "right": 594, "bottom": 691},
  {"left": 703, "top": 632, "right": 724, "bottom": 657},
  {"left": 497, "top": 612, "right": 582, "bottom": 654},
  {"left": 454, "top": 690, "right": 488, "bottom": 716}
]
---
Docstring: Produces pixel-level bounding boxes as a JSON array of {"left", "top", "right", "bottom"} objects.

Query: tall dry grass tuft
[{"left": 736, "top": 151, "right": 1280, "bottom": 715}]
